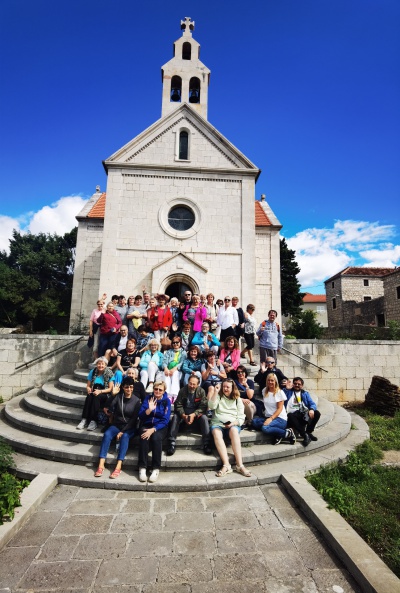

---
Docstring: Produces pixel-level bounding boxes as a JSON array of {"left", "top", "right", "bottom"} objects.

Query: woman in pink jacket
[
  {"left": 219, "top": 336, "right": 241, "bottom": 380},
  {"left": 183, "top": 294, "right": 207, "bottom": 332}
]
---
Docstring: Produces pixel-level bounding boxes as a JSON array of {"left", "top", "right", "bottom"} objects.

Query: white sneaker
[
  {"left": 139, "top": 468, "right": 147, "bottom": 482},
  {"left": 87, "top": 421, "right": 97, "bottom": 431},
  {"left": 76, "top": 419, "right": 87, "bottom": 430},
  {"left": 149, "top": 469, "right": 159, "bottom": 483}
]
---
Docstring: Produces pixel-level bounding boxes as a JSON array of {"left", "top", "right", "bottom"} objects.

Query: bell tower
[{"left": 161, "top": 17, "right": 211, "bottom": 120}]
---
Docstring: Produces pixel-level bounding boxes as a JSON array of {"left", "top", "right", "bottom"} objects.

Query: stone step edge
[{"left": 10, "top": 412, "right": 368, "bottom": 491}]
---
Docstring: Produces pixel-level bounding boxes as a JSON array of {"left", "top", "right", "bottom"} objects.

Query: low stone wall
[
  {"left": 280, "top": 339, "right": 400, "bottom": 405},
  {"left": 0, "top": 335, "right": 90, "bottom": 401}
]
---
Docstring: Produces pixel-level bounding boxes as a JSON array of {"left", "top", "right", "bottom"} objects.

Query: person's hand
[
  {"left": 309, "top": 410, "right": 315, "bottom": 419},
  {"left": 111, "top": 327, "right": 116, "bottom": 333},
  {"left": 285, "top": 379, "right": 292, "bottom": 389},
  {"left": 89, "top": 331, "right": 93, "bottom": 338},
  {"left": 117, "top": 432, "right": 123, "bottom": 440},
  {"left": 164, "top": 369, "right": 171, "bottom": 377},
  {"left": 112, "top": 383, "right": 121, "bottom": 395},
  {"left": 281, "top": 379, "right": 287, "bottom": 387},
  {"left": 148, "top": 397, "right": 157, "bottom": 412},
  {"left": 93, "top": 388, "right": 102, "bottom": 396},
  {"left": 214, "top": 383, "right": 221, "bottom": 394},
  {"left": 264, "top": 418, "right": 272, "bottom": 425},
  {"left": 242, "top": 399, "right": 250, "bottom": 406},
  {"left": 141, "top": 428, "right": 155, "bottom": 440},
  {"left": 187, "top": 413, "right": 195, "bottom": 425}
]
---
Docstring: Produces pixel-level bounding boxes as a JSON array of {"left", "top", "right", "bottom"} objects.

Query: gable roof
[
  {"left": 303, "top": 293, "right": 326, "bottom": 303},
  {"left": 77, "top": 192, "right": 276, "bottom": 228},
  {"left": 325, "top": 267, "right": 395, "bottom": 283}
]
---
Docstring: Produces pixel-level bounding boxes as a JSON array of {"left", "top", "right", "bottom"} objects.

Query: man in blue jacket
[
  {"left": 284, "top": 377, "right": 321, "bottom": 446},
  {"left": 256, "top": 309, "right": 283, "bottom": 363}
]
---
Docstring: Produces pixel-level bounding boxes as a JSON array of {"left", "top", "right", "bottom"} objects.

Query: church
[{"left": 69, "top": 17, "right": 282, "bottom": 329}]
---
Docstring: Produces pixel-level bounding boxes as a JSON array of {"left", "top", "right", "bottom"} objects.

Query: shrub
[{"left": 0, "top": 438, "right": 29, "bottom": 524}]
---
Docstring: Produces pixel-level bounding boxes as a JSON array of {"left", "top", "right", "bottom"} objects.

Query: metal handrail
[
  {"left": 281, "top": 346, "right": 328, "bottom": 373},
  {"left": 15, "top": 335, "right": 85, "bottom": 370}
]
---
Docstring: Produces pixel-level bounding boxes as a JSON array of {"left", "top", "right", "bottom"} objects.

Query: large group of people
[{"left": 82, "top": 290, "right": 320, "bottom": 482}]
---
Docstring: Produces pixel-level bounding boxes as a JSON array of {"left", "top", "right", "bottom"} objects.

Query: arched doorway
[{"left": 166, "top": 281, "right": 192, "bottom": 300}]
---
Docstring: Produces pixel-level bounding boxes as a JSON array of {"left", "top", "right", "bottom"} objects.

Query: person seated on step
[
  {"left": 208, "top": 379, "right": 251, "bottom": 478},
  {"left": 139, "top": 338, "right": 164, "bottom": 392},
  {"left": 138, "top": 380, "right": 171, "bottom": 484},
  {"left": 191, "top": 321, "right": 220, "bottom": 356},
  {"left": 162, "top": 336, "right": 186, "bottom": 405},
  {"left": 234, "top": 365, "right": 262, "bottom": 428},
  {"left": 94, "top": 376, "right": 141, "bottom": 480},
  {"left": 201, "top": 350, "right": 227, "bottom": 395},
  {"left": 106, "top": 368, "right": 146, "bottom": 407},
  {"left": 181, "top": 345, "right": 204, "bottom": 386},
  {"left": 77, "top": 357, "right": 114, "bottom": 431},
  {"left": 219, "top": 336, "right": 241, "bottom": 380},
  {"left": 251, "top": 373, "right": 296, "bottom": 445},
  {"left": 254, "top": 357, "right": 287, "bottom": 391},
  {"left": 111, "top": 337, "right": 140, "bottom": 384},
  {"left": 180, "top": 320, "right": 194, "bottom": 352},
  {"left": 283, "top": 377, "right": 321, "bottom": 446},
  {"left": 104, "top": 324, "right": 129, "bottom": 367},
  {"left": 135, "top": 325, "right": 154, "bottom": 354},
  {"left": 166, "top": 375, "right": 211, "bottom": 456}
]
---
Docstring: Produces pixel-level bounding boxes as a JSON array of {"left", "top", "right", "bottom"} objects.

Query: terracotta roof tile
[
  {"left": 303, "top": 293, "right": 326, "bottom": 303},
  {"left": 255, "top": 201, "right": 272, "bottom": 226},
  {"left": 87, "top": 192, "right": 106, "bottom": 218},
  {"left": 325, "top": 266, "right": 395, "bottom": 283}
]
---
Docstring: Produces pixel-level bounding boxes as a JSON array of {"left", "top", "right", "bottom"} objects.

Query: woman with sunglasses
[
  {"left": 219, "top": 336, "right": 241, "bottom": 379},
  {"left": 251, "top": 373, "right": 295, "bottom": 445},
  {"left": 138, "top": 380, "right": 171, "bottom": 483},
  {"left": 183, "top": 294, "right": 208, "bottom": 332},
  {"left": 216, "top": 296, "right": 238, "bottom": 346},
  {"left": 139, "top": 339, "right": 164, "bottom": 392},
  {"left": 208, "top": 379, "right": 251, "bottom": 478},
  {"left": 181, "top": 345, "right": 203, "bottom": 385},
  {"left": 162, "top": 336, "right": 186, "bottom": 403},
  {"left": 234, "top": 365, "right": 262, "bottom": 426},
  {"left": 94, "top": 376, "right": 141, "bottom": 479}
]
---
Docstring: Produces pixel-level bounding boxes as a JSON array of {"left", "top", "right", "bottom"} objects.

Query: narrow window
[
  {"left": 363, "top": 296, "right": 372, "bottom": 301},
  {"left": 332, "top": 298, "right": 336, "bottom": 309},
  {"left": 331, "top": 281, "right": 335, "bottom": 288},
  {"left": 189, "top": 77, "right": 200, "bottom": 103},
  {"left": 396, "top": 286, "right": 400, "bottom": 299},
  {"left": 170, "top": 76, "right": 182, "bottom": 102},
  {"left": 182, "top": 42, "right": 191, "bottom": 60},
  {"left": 179, "top": 131, "right": 189, "bottom": 160},
  {"left": 363, "top": 279, "right": 369, "bottom": 286}
]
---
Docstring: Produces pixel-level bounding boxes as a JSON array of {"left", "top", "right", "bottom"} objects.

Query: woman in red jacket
[{"left": 147, "top": 295, "right": 172, "bottom": 342}]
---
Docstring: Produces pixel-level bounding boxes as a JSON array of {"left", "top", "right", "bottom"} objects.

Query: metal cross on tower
[{"left": 180, "top": 17, "right": 195, "bottom": 34}]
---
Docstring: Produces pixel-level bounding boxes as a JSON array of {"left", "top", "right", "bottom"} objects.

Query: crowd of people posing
[{"left": 82, "top": 291, "right": 320, "bottom": 483}]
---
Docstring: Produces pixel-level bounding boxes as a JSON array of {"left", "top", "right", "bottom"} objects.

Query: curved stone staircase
[{"left": 0, "top": 367, "right": 368, "bottom": 491}]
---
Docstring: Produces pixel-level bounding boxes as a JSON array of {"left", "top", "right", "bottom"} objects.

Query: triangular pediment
[
  {"left": 152, "top": 251, "right": 208, "bottom": 274},
  {"left": 104, "top": 104, "right": 259, "bottom": 173}
]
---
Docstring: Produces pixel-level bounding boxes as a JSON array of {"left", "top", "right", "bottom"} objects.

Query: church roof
[
  {"left": 77, "top": 192, "right": 275, "bottom": 227},
  {"left": 325, "top": 267, "right": 395, "bottom": 283}
]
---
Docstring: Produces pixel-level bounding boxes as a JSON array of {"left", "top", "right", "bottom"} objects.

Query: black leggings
[{"left": 138, "top": 426, "right": 168, "bottom": 470}]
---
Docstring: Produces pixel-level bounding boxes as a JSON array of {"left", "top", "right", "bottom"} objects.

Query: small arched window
[
  {"left": 182, "top": 42, "right": 191, "bottom": 60},
  {"left": 170, "top": 75, "right": 182, "bottom": 102},
  {"left": 179, "top": 131, "right": 189, "bottom": 160},
  {"left": 189, "top": 77, "right": 200, "bottom": 104}
]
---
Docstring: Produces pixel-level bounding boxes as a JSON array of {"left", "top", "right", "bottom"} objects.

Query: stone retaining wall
[
  {"left": 280, "top": 340, "right": 400, "bottom": 405},
  {"left": 0, "top": 335, "right": 90, "bottom": 401}
]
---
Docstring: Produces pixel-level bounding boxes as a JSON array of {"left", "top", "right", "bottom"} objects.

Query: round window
[{"left": 168, "top": 206, "right": 195, "bottom": 231}]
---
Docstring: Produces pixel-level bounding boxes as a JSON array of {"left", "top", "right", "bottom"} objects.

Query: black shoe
[
  {"left": 273, "top": 437, "right": 282, "bottom": 445},
  {"left": 203, "top": 444, "right": 212, "bottom": 455},
  {"left": 166, "top": 442, "right": 176, "bottom": 456},
  {"left": 287, "top": 428, "right": 296, "bottom": 445},
  {"left": 308, "top": 433, "right": 318, "bottom": 441},
  {"left": 303, "top": 433, "right": 311, "bottom": 447}
]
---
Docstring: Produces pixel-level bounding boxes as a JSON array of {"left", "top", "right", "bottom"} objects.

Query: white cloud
[
  {"left": 0, "top": 195, "right": 88, "bottom": 253},
  {"left": 286, "top": 220, "right": 400, "bottom": 290}
]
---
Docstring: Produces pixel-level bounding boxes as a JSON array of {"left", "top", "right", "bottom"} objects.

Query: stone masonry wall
[
  {"left": 384, "top": 269, "right": 400, "bottom": 322},
  {"left": 279, "top": 339, "right": 400, "bottom": 405},
  {"left": 0, "top": 336, "right": 90, "bottom": 402}
]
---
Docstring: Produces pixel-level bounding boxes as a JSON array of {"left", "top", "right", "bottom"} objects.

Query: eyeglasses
[
  {"left": 123, "top": 385, "right": 134, "bottom": 389},
  {"left": 267, "top": 361, "right": 275, "bottom": 364},
  {"left": 153, "top": 387, "right": 164, "bottom": 392},
  {"left": 172, "top": 341, "right": 180, "bottom": 345},
  {"left": 224, "top": 299, "right": 231, "bottom": 302},
  {"left": 293, "top": 383, "right": 302, "bottom": 387},
  {"left": 237, "top": 371, "right": 245, "bottom": 374}
]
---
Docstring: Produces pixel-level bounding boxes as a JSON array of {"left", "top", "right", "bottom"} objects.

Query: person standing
[
  {"left": 217, "top": 297, "right": 238, "bottom": 345},
  {"left": 256, "top": 309, "right": 283, "bottom": 363}
]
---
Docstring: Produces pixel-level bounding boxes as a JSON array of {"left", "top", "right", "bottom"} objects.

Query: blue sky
[{"left": 1, "top": 0, "right": 399, "bottom": 292}]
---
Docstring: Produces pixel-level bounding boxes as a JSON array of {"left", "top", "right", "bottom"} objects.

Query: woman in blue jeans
[
  {"left": 94, "top": 377, "right": 141, "bottom": 479},
  {"left": 252, "top": 373, "right": 296, "bottom": 445}
]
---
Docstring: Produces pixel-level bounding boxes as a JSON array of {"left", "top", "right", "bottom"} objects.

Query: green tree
[
  {"left": 0, "top": 227, "right": 77, "bottom": 331},
  {"left": 280, "top": 238, "right": 304, "bottom": 317},
  {"left": 289, "top": 309, "right": 324, "bottom": 339}
]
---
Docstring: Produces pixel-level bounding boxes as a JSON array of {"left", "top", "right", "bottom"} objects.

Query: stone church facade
[{"left": 70, "top": 18, "right": 282, "bottom": 330}]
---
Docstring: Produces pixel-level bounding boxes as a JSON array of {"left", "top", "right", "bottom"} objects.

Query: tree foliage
[
  {"left": 288, "top": 309, "right": 324, "bottom": 339},
  {"left": 280, "top": 238, "right": 304, "bottom": 317},
  {"left": 0, "top": 228, "right": 77, "bottom": 331}
]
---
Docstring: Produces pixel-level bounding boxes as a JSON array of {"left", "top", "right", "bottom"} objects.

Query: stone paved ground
[{"left": 0, "top": 483, "right": 362, "bottom": 593}]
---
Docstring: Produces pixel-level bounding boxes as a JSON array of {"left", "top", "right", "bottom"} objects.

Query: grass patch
[{"left": 307, "top": 409, "right": 400, "bottom": 577}]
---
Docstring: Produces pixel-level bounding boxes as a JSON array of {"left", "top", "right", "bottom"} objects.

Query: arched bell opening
[
  {"left": 182, "top": 42, "right": 191, "bottom": 60},
  {"left": 170, "top": 75, "right": 182, "bottom": 102},
  {"left": 189, "top": 77, "right": 200, "bottom": 104}
]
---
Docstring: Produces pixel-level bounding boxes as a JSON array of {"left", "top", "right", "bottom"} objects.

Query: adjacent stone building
[
  {"left": 383, "top": 267, "right": 400, "bottom": 323},
  {"left": 70, "top": 18, "right": 282, "bottom": 330},
  {"left": 302, "top": 293, "right": 328, "bottom": 327}
]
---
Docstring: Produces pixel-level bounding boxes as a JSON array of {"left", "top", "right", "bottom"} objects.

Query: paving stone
[
  {"left": 171, "top": 490, "right": 208, "bottom": 498},
  {"left": 17, "top": 560, "right": 100, "bottom": 590},
  {"left": 273, "top": 505, "right": 310, "bottom": 528},
  {"left": 95, "top": 557, "right": 159, "bottom": 585},
  {"left": 0, "top": 546, "right": 40, "bottom": 588},
  {"left": 54, "top": 514, "right": 113, "bottom": 535},
  {"left": 66, "top": 499, "right": 122, "bottom": 515},
  {"left": 203, "top": 495, "right": 249, "bottom": 513},
  {"left": 253, "top": 509, "right": 282, "bottom": 529},
  {"left": 39, "top": 484, "right": 79, "bottom": 511},
  {"left": 175, "top": 497, "right": 205, "bottom": 512},
  {"left": 73, "top": 533, "right": 129, "bottom": 559},
  {"left": 95, "top": 587, "right": 141, "bottom": 593},
  {"left": 115, "top": 491, "right": 146, "bottom": 499},
  {"left": 263, "top": 550, "right": 309, "bottom": 578},
  {"left": 216, "top": 528, "right": 256, "bottom": 553},
  {"left": 110, "top": 513, "right": 162, "bottom": 533},
  {"left": 214, "top": 510, "right": 259, "bottom": 530},
  {"left": 163, "top": 511, "right": 214, "bottom": 531},
  {"left": 74, "top": 488, "right": 116, "bottom": 500},
  {"left": 152, "top": 498, "right": 176, "bottom": 514},
  {"left": 157, "top": 555, "right": 213, "bottom": 583},
  {"left": 119, "top": 499, "right": 152, "bottom": 513},
  {"left": 38, "top": 535, "right": 80, "bottom": 561},
  {"left": 213, "top": 553, "right": 269, "bottom": 581},
  {"left": 250, "top": 528, "right": 292, "bottom": 552},
  {"left": 8, "top": 511, "right": 63, "bottom": 546},
  {"left": 127, "top": 532, "right": 173, "bottom": 557},
  {"left": 173, "top": 531, "right": 215, "bottom": 555},
  {"left": 207, "top": 488, "right": 236, "bottom": 497},
  {"left": 143, "top": 585, "right": 190, "bottom": 593},
  {"left": 264, "top": 575, "right": 319, "bottom": 592},
  {"left": 311, "top": 567, "right": 363, "bottom": 593},
  {"left": 192, "top": 583, "right": 264, "bottom": 593},
  {"left": 260, "top": 483, "right": 297, "bottom": 508},
  {"left": 287, "top": 526, "right": 339, "bottom": 570}
]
